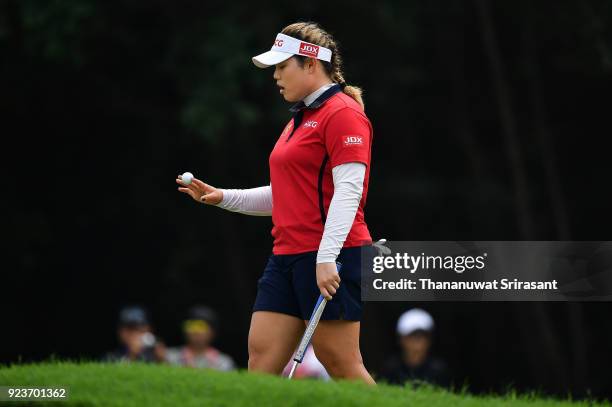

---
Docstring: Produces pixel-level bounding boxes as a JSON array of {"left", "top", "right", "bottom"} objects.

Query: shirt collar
[
  {"left": 304, "top": 83, "right": 335, "bottom": 106},
  {"left": 289, "top": 83, "right": 343, "bottom": 113}
]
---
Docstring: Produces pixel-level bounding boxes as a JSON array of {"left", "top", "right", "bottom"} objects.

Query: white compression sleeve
[
  {"left": 316, "top": 163, "right": 366, "bottom": 264},
  {"left": 217, "top": 185, "right": 272, "bottom": 216}
]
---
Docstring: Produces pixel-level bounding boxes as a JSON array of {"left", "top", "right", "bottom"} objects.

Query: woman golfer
[{"left": 177, "top": 22, "right": 375, "bottom": 384}]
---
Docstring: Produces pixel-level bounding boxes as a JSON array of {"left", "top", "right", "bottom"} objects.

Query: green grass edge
[{"left": 0, "top": 362, "right": 609, "bottom": 407}]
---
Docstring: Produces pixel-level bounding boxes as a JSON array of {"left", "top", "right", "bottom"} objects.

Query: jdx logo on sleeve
[
  {"left": 343, "top": 135, "right": 363, "bottom": 146},
  {"left": 299, "top": 42, "right": 319, "bottom": 57}
]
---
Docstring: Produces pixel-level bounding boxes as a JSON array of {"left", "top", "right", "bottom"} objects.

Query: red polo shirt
[{"left": 269, "top": 84, "right": 373, "bottom": 255}]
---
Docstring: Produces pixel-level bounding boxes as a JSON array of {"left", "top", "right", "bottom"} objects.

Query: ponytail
[{"left": 281, "top": 21, "right": 365, "bottom": 110}]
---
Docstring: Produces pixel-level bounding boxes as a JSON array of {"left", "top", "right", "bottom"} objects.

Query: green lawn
[{"left": 0, "top": 362, "right": 607, "bottom": 406}]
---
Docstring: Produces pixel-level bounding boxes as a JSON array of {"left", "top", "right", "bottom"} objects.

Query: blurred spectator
[
  {"left": 104, "top": 306, "right": 164, "bottom": 363},
  {"left": 282, "top": 345, "right": 330, "bottom": 380},
  {"left": 378, "top": 308, "right": 450, "bottom": 387},
  {"left": 164, "top": 305, "right": 235, "bottom": 371}
]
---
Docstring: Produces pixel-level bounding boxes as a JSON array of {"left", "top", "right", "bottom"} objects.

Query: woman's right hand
[{"left": 176, "top": 175, "right": 223, "bottom": 205}]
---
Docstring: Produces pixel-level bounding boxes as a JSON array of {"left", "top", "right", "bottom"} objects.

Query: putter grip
[
  {"left": 293, "top": 295, "right": 326, "bottom": 363},
  {"left": 293, "top": 263, "right": 342, "bottom": 363}
]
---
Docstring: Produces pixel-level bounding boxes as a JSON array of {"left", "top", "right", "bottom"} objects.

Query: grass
[{"left": 0, "top": 362, "right": 608, "bottom": 407}]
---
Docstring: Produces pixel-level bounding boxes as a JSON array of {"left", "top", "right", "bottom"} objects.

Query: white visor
[{"left": 252, "top": 33, "right": 332, "bottom": 68}]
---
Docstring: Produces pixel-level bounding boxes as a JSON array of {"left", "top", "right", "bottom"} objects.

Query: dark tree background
[{"left": 2, "top": 0, "right": 612, "bottom": 400}]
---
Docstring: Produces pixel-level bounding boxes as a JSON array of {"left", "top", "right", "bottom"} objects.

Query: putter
[
  {"left": 287, "top": 240, "right": 389, "bottom": 379},
  {"left": 287, "top": 263, "right": 342, "bottom": 379}
]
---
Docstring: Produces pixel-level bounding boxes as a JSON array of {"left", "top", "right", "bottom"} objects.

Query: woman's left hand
[{"left": 316, "top": 262, "right": 341, "bottom": 300}]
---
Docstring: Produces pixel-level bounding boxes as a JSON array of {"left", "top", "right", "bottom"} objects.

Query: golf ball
[{"left": 182, "top": 171, "right": 194, "bottom": 185}]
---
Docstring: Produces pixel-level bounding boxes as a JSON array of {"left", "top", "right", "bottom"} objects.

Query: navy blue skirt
[{"left": 253, "top": 245, "right": 376, "bottom": 321}]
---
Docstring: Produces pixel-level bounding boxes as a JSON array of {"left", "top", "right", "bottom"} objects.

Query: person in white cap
[
  {"left": 176, "top": 21, "right": 377, "bottom": 384},
  {"left": 378, "top": 309, "right": 450, "bottom": 387}
]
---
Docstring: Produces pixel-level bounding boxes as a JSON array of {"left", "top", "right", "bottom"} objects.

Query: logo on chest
[
  {"left": 281, "top": 122, "right": 293, "bottom": 137},
  {"left": 343, "top": 135, "right": 363, "bottom": 146},
  {"left": 303, "top": 120, "right": 318, "bottom": 128}
]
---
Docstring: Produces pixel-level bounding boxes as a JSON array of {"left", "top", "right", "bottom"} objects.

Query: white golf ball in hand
[{"left": 181, "top": 172, "right": 194, "bottom": 185}]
